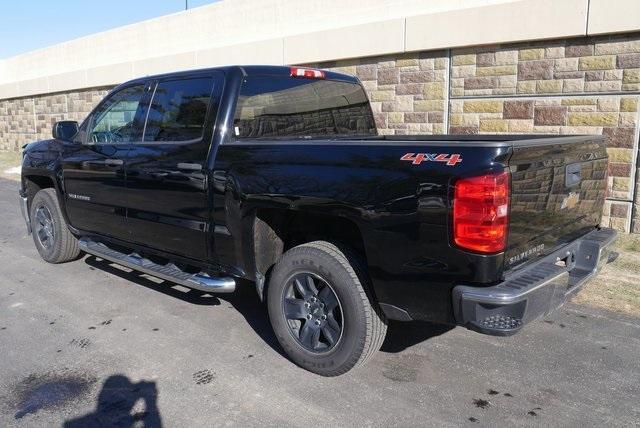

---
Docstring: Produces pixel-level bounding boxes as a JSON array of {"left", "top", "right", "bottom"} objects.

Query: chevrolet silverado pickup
[{"left": 19, "top": 65, "right": 616, "bottom": 376}]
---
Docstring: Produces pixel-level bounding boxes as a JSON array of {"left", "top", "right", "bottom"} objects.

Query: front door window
[{"left": 87, "top": 85, "right": 146, "bottom": 143}]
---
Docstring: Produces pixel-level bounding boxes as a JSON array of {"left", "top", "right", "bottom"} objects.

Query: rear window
[{"left": 233, "top": 76, "right": 376, "bottom": 139}]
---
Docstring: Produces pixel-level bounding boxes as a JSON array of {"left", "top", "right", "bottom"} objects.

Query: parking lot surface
[{"left": 0, "top": 178, "right": 638, "bottom": 427}]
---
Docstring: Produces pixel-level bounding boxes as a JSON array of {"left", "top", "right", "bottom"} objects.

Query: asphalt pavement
[{"left": 0, "top": 177, "right": 638, "bottom": 427}]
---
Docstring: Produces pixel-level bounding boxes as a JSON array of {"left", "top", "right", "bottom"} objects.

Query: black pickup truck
[{"left": 19, "top": 65, "right": 616, "bottom": 376}]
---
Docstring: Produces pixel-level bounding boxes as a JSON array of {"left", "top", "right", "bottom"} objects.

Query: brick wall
[{"left": 1, "top": 32, "right": 640, "bottom": 232}]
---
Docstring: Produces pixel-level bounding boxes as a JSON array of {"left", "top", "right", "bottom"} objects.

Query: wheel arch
[
  {"left": 252, "top": 208, "right": 368, "bottom": 301},
  {"left": 23, "top": 173, "right": 74, "bottom": 231},
  {"left": 23, "top": 174, "right": 56, "bottom": 206}
]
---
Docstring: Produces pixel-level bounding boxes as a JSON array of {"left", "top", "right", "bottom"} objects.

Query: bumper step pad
[{"left": 477, "top": 315, "right": 523, "bottom": 333}]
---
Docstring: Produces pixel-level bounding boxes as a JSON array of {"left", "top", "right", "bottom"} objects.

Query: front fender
[{"left": 21, "top": 139, "right": 73, "bottom": 229}]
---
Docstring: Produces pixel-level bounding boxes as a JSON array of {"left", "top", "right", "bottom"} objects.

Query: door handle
[
  {"left": 177, "top": 163, "right": 202, "bottom": 171},
  {"left": 105, "top": 159, "right": 124, "bottom": 166}
]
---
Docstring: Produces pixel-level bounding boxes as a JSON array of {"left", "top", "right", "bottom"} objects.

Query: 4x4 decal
[{"left": 400, "top": 153, "right": 462, "bottom": 166}]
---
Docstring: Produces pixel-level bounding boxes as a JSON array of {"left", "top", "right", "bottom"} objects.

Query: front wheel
[
  {"left": 30, "top": 188, "right": 80, "bottom": 263},
  {"left": 267, "top": 241, "right": 387, "bottom": 376}
]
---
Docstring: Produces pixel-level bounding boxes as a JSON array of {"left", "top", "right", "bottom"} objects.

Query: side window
[
  {"left": 143, "top": 77, "right": 214, "bottom": 142},
  {"left": 88, "top": 85, "right": 145, "bottom": 143}
]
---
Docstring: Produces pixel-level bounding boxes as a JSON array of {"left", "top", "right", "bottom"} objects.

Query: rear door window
[{"left": 143, "top": 77, "right": 214, "bottom": 142}]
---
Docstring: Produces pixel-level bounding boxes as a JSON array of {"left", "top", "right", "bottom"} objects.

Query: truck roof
[{"left": 117, "top": 65, "right": 360, "bottom": 88}]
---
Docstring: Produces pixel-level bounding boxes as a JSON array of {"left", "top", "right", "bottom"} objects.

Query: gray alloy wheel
[
  {"left": 281, "top": 272, "right": 344, "bottom": 354},
  {"left": 34, "top": 205, "right": 56, "bottom": 250}
]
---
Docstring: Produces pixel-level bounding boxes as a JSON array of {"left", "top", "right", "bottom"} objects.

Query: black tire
[
  {"left": 30, "top": 188, "right": 80, "bottom": 263},
  {"left": 267, "top": 241, "right": 387, "bottom": 376}
]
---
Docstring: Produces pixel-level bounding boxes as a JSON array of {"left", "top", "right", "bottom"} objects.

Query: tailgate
[{"left": 505, "top": 136, "right": 608, "bottom": 269}]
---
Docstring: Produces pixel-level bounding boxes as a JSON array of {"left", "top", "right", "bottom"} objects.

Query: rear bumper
[
  {"left": 19, "top": 189, "right": 31, "bottom": 234},
  {"left": 452, "top": 227, "right": 617, "bottom": 336}
]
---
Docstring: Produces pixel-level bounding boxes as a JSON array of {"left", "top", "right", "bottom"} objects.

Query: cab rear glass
[{"left": 233, "top": 76, "right": 377, "bottom": 139}]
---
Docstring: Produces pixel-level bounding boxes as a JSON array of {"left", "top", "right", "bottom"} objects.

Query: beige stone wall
[
  {"left": 0, "top": 89, "right": 109, "bottom": 151},
  {"left": 450, "top": 37, "right": 640, "bottom": 96}
]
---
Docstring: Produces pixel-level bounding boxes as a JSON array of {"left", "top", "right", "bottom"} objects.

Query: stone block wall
[
  {"left": 1, "top": 33, "right": 640, "bottom": 232},
  {"left": 0, "top": 88, "right": 110, "bottom": 151},
  {"left": 450, "top": 38, "right": 640, "bottom": 97}
]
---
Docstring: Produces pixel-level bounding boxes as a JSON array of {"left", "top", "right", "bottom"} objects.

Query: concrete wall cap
[{"left": 2, "top": 0, "right": 640, "bottom": 99}]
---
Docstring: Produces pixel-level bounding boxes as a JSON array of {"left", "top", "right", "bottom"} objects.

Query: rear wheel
[
  {"left": 30, "top": 188, "right": 80, "bottom": 263},
  {"left": 267, "top": 241, "right": 387, "bottom": 376}
]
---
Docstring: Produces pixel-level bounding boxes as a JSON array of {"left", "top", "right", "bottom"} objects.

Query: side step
[{"left": 78, "top": 237, "right": 235, "bottom": 293}]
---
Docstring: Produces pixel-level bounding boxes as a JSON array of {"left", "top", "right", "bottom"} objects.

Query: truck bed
[{"left": 337, "top": 134, "right": 610, "bottom": 271}]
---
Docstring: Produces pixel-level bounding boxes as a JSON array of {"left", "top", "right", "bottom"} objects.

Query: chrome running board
[{"left": 79, "top": 237, "right": 235, "bottom": 293}]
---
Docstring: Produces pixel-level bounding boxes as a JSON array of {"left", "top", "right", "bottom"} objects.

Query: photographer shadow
[{"left": 64, "top": 375, "right": 162, "bottom": 428}]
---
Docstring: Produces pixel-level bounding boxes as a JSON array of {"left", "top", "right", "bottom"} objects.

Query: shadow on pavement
[
  {"left": 83, "top": 256, "right": 286, "bottom": 358},
  {"left": 64, "top": 375, "right": 162, "bottom": 427},
  {"left": 217, "top": 278, "right": 287, "bottom": 358},
  {"left": 83, "top": 256, "right": 451, "bottom": 358},
  {"left": 381, "top": 320, "right": 453, "bottom": 353},
  {"left": 83, "top": 256, "right": 221, "bottom": 306}
]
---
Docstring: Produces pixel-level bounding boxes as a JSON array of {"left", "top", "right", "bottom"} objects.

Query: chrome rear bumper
[{"left": 452, "top": 227, "right": 617, "bottom": 336}]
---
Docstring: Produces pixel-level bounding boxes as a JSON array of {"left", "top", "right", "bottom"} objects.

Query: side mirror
[{"left": 52, "top": 120, "right": 79, "bottom": 141}]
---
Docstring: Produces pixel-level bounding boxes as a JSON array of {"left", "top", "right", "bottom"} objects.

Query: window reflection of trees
[
  {"left": 237, "top": 103, "right": 375, "bottom": 138},
  {"left": 234, "top": 78, "right": 377, "bottom": 139}
]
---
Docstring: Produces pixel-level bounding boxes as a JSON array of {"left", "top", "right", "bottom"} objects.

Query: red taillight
[
  {"left": 453, "top": 171, "right": 510, "bottom": 254},
  {"left": 290, "top": 67, "right": 326, "bottom": 79}
]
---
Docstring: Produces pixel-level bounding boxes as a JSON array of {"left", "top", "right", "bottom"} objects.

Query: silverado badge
[{"left": 508, "top": 244, "right": 545, "bottom": 265}]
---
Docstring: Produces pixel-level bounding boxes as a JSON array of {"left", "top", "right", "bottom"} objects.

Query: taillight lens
[
  {"left": 453, "top": 171, "right": 510, "bottom": 254},
  {"left": 290, "top": 67, "right": 326, "bottom": 79}
]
